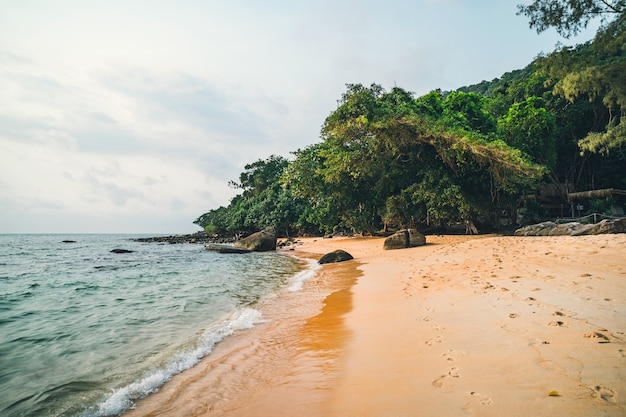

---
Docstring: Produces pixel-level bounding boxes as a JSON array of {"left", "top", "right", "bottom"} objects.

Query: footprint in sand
[
  {"left": 584, "top": 331, "right": 610, "bottom": 342},
  {"left": 469, "top": 391, "right": 493, "bottom": 405},
  {"left": 443, "top": 349, "right": 466, "bottom": 362},
  {"left": 425, "top": 336, "right": 442, "bottom": 346},
  {"left": 593, "top": 385, "right": 617, "bottom": 403},
  {"left": 433, "top": 368, "right": 460, "bottom": 388},
  {"left": 548, "top": 320, "right": 566, "bottom": 327}
]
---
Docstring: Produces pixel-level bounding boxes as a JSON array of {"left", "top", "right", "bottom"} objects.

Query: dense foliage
[
  {"left": 195, "top": 3, "right": 625, "bottom": 236},
  {"left": 517, "top": 0, "right": 625, "bottom": 38}
]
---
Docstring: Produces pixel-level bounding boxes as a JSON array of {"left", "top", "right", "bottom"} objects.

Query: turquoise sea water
[{"left": 0, "top": 234, "right": 308, "bottom": 417}]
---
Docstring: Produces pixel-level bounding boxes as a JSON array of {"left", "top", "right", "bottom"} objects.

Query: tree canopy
[
  {"left": 194, "top": 2, "right": 625, "bottom": 237},
  {"left": 517, "top": 0, "right": 625, "bottom": 37}
]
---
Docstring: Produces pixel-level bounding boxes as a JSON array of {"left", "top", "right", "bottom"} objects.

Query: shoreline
[
  {"left": 124, "top": 234, "right": 626, "bottom": 416},
  {"left": 122, "top": 237, "right": 361, "bottom": 417}
]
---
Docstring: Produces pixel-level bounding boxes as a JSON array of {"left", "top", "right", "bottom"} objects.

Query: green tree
[
  {"left": 535, "top": 15, "right": 626, "bottom": 157},
  {"left": 414, "top": 89, "right": 444, "bottom": 118},
  {"left": 498, "top": 96, "right": 558, "bottom": 168},
  {"left": 285, "top": 142, "right": 352, "bottom": 234},
  {"left": 230, "top": 155, "right": 289, "bottom": 196},
  {"left": 514, "top": 2, "right": 626, "bottom": 191},
  {"left": 194, "top": 155, "right": 312, "bottom": 236},
  {"left": 286, "top": 84, "right": 545, "bottom": 234},
  {"left": 517, "top": 0, "right": 625, "bottom": 38},
  {"left": 442, "top": 91, "right": 496, "bottom": 134}
]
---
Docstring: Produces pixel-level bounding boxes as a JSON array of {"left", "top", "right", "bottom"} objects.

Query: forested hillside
[{"left": 195, "top": 1, "right": 625, "bottom": 237}]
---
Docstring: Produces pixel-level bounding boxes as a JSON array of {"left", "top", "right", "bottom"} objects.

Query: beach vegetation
[
  {"left": 517, "top": 0, "right": 624, "bottom": 38},
  {"left": 195, "top": 4, "right": 625, "bottom": 236}
]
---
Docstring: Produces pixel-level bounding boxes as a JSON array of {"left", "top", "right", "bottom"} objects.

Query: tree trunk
[{"left": 464, "top": 219, "right": 479, "bottom": 235}]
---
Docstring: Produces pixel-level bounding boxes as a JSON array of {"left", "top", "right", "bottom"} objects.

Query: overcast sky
[{"left": 0, "top": 0, "right": 599, "bottom": 234}]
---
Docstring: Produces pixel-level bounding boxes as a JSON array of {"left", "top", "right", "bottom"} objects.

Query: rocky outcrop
[
  {"left": 205, "top": 244, "right": 251, "bottom": 254},
  {"left": 514, "top": 218, "right": 626, "bottom": 236},
  {"left": 383, "top": 229, "right": 427, "bottom": 250},
  {"left": 233, "top": 229, "right": 277, "bottom": 252},
  {"left": 318, "top": 250, "right": 354, "bottom": 264},
  {"left": 131, "top": 231, "right": 213, "bottom": 244}
]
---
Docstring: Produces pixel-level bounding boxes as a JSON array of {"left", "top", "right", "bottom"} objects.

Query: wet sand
[{"left": 125, "top": 234, "right": 626, "bottom": 416}]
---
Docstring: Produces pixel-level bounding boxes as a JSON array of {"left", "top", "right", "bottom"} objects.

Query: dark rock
[
  {"left": 62, "top": 240, "right": 76, "bottom": 243},
  {"left": 581, "top": 218, "right": 626, "bottom": 235},
  {"left": 407, "top": 229, "right": 427, "bottom": 247},
  {"left": 384, "top": 229, "right": 426, "bottom": 250},
  {"left": 384, "top": 230, "right": 409, "bottom": 250},
  {"left": 205, "top": 244, "right": 251, "bottom": 254},
  {"left": 553, "top": 223, "right": 596, "bottom": 236},
  {"left": 110, "top": 249, "right": 134, "bottom": 254},
  {"left": 318, "top": 250, "right": 354, "bottom": 264},
  {"left": 233, "top": 229, "right": 277, "bottom": 252},
  {"left": 277, "top": 239, "right": 303, "bottom": 249},
  {"left": 514, "top": 218, "right": 626, "bottom": 236},
  {"left": 514, "top": 222, "right": 557, "bottom": 236},
  {"left": 131, "top": 231, "right": 214, "bottom": 244}
]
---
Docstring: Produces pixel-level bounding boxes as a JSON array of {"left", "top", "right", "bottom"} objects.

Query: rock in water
[
  {"left": 233, "top": 229, "right": 277, "bottom": 252},
  {"left": 383, "top": 229, "right": 426, "bottom": 250},
  {"left": 205, "top": 244, "right": 251, "bottom": 254},
  {"left": 110, "top": 249, "right": 134, "bottom": 254},
  {"left": 318, "top": 250, "right": 354, "bottom": 264}
]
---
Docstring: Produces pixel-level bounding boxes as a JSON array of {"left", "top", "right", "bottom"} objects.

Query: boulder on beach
[
  {"left": 583, "top": 218, "right": 626, "bottom": 235},
  {"left": 383, "top": 230, "right": 409, "bottom": 250},
  {"left": 514, "top": 218, "right": 626, "bottom": 236},
  {"left": 383, "top": 229, "right": 426, "bottom": 250},
  {"left": 205, "top": 244, "right": 251, "bottom": 254},
  {"left": 233, "top": 229, "right": 277, "bottom": 252},
  {"left": 318, "top": 249, "right": 354, "bottom": 264}
]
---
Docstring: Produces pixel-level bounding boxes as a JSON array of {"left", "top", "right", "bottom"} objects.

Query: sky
[{"left": 0, "top": 0, "right": 600, "bottom": 234}]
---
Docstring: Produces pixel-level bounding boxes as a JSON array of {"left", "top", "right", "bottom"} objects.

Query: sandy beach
[{"left": 126, "top": 233, "right": 626, "bottom": 417}]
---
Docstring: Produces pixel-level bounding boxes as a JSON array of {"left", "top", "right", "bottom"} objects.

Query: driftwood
[{"left": 568, "top": 188, "right": 626, "bottom": 200}]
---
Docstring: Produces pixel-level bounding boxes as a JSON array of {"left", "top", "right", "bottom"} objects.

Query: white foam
[
  {"left": 87, "top": 307, "right": 264, "bottom": 417},
  {"left": 86, "top": 257, "right": 316, "bottom": 417},
  {"left": 288, "top": 258, "right": 320, "bottom": 292}
]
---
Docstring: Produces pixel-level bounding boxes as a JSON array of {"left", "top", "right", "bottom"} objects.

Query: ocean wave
[
  {"left": 288, "top": 258, "right": 320, "bottom": 292},
  {"left": 83, "top": 307, "right": 264, "bottom": 417}
]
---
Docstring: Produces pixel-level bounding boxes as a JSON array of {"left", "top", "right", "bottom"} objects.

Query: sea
[{"left": 0, "top": 234, "right": 316, "bottom": 417}]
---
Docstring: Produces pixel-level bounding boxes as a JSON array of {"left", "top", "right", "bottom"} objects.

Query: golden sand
[{"left": 125, "top": 234, "right": 626, "bottom": 416}]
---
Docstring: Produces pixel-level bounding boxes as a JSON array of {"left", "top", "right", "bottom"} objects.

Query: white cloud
[{"left": 0, "top": 0, "right": 601, "bottom": 233}]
